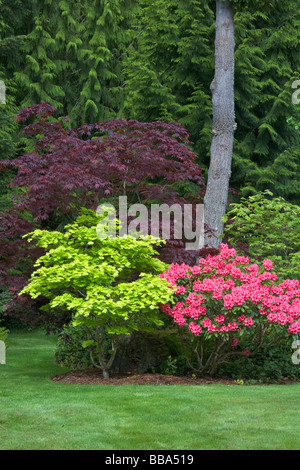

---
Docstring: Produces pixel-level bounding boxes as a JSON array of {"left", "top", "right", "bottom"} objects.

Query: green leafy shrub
[
  {"left": 152, "top": 354, "right": 191, "bottom": 377},
  {"left": 55, "top": 324, "right": 95, "bottom": 370},
  {"left": 0, "top": 288, "right": 12, "bottom": 326},
  {"left": 223, "top": 190, "right": 300, "bottom": 281},
  {"left": 160, "top": 242, "right": 300, "bottom": 377},
  {"left": 55, "top": 323, "right": 180, "bottom": 374},
  {"left": 218, "top": 334, "right": 300, "bottom": 383}
]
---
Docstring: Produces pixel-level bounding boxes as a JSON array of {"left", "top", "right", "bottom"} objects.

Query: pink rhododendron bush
[{"left": 159, "top": 244, "right": 300, "bottom": 376}]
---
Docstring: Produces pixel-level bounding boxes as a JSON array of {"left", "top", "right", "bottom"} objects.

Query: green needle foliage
[
  {"left": 72, "top": 0, "right": 136, "bottom": 124},
  {"left": 12, "top": 0, "right": 137, "bottom": 126},
  {"left": 15, "top": 0, "right": 81, "bottom": 111}
]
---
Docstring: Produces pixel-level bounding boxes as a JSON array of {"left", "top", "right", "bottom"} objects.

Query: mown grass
[{"left": 1, "top": 329, "right": 300, "bottom": 450}]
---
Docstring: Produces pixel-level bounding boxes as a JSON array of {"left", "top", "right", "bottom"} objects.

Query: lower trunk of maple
[
  {"left": 204, "top": 0, "right": 236, "bottom": 249},
  {"left": 86, "top": 325, "right": 119, "bottom": 379}
]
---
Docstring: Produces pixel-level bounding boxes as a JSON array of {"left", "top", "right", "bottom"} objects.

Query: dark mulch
[
  {"left": 51, "top": 369, "right": 242, "bottom": 386},
  {"left": 51, "top": 369, "right": 299, "bottom": 386}
]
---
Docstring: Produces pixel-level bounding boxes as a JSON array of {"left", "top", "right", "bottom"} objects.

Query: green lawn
[{"left": 1, "top": 329, "right": 300, "bottom": 450}]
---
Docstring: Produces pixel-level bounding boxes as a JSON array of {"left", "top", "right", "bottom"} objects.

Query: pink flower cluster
[{"left": 159, "top": 244, "right": 300, "bottom": 339}]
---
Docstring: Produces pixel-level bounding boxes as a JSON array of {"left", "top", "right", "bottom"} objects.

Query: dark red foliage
[
  {"left": 14, "top": 101, "right": 58, "bottom": 122},
  {"left": 0, "top": 103, "right": 206, "bottom": 326}
]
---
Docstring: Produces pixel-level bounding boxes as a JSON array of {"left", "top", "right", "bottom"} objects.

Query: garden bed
[
  {"left": 51, "top": 369, "right": 295, "bottom": 386},
  {"left": 52, "top": 369, "right": 237, "bottom": 385}
]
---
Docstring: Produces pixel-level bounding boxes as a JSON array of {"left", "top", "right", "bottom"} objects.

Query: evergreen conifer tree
[
  {"left": 10, "top": 0, "right": 136, "bottom": 126},
  {"left": 0, "top": 0, "right": 24, "bottom": 160},
  {"left": 72, "top": 0, "right": 136, "bottom": 124},
  {"left": 122, "top": 0, "right": 300, "bottom": 204},
  {"left": 14, "top": 0, "right": 80, "bottom": 111}
]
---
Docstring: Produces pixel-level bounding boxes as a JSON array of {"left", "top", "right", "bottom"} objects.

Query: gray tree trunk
[{"left": 204, "top": 0, "right": 236, "bottom": 248}]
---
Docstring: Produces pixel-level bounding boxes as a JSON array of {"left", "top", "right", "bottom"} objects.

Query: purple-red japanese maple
[{"left": 0, "top": 102, "right": 207, "bottom": 326}]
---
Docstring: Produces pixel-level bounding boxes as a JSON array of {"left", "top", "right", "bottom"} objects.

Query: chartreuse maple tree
[{"left": 20, "top": 209, "right": 173, "bottom": 378}]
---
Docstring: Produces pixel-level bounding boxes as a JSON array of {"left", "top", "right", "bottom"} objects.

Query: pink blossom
[
  {"left": 288, "top": 321, "right": 300, "bottom": 334},
  {"left": 173, "top": 313, "right": 186, "bottom": 326},
  {"left": 277, "top": 313, "right": 288, "bottom": 325},
  {"left": 175, "top": 286, "right": 186, "bottom": 295},
  {"left": 207, "top": 324, "right": 217, "bottom": 333},
  {"left": 267, "top": 313, "right": 277, "bottom": 323},
  {"left": 259, "top": 307, "right": 268, "bottom": 315},
  {"left": 188, "top": 322, "right": 202, "bottom": 336},
  {"left": 223, "top": 294, "right": 234, "bottom": 310},
  {"left": 198, "top": 306, "right": 207, "bottom": 315},
  {"left": 224, "top": 279, "right": 235, "bottom": 290},
  {"left": 216, "top": 314, "right": 225, "bottom": 325},
  {"left": 202, "top": 318, "right": 211, "bottom": 328},
  {"left": 243, "top": 317, "right": 254, "bottom": 327},
  {"left": 263, "top": 259, "right": 273, "bottom": 270},
  {"left": 190, "top": 266, "right": 202, "bottom": 275},
  {"left": 247, "top": 263, "right": 259, "bottom": 273},
  {"left": 212, "top": 290, "right": 223, "bottom": 300},
  {"left": 218, "top": 325, "right": 229, "bottom": 332},
  {"left": 234, "top": 256, "right": 250, "bottom": 265},
  {"left": 183, "top": 306, "right": 200, "bottom": 320},
  {"left": 228, "top": 321, "right": 239, "bottom": 331}
]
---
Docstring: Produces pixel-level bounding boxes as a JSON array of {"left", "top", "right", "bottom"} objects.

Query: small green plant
[
  {"left": 20, "top": 209, "right": 173, "bottom": 378},
  {"left": 235, "top": 379, "right": 244, "bottom": 385},
  {"left": 158, "top": 355, "right": 178, "bottom": 376}
]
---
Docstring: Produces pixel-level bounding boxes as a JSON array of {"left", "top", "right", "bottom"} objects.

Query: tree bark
[{"left": 204, "top": 0, "right": 236, "bottom": 248}]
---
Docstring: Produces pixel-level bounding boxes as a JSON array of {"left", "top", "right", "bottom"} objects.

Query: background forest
[
  {"left": 1, "top": 0, "right": 300, "bottom": 200},
  {"left": 0, "top": 0, "right": 299, "bottom": 340}
]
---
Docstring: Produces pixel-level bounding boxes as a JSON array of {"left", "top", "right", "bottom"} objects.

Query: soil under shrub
[{"left": 51, "top": 369, "right": 296, "bottom": 386}]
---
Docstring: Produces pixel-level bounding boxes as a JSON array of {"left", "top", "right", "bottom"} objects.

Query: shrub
[
  {"left": 55, "top": 324, "right": 95, "bottom": 370},
  {"left": 159, "top": 243, "right": 300, "bottom": 376},
  {"left": 222, "top": 190, "right": 300, "bottom": 281},
  {"left": 55, "top": 323, "right": 175, "bottom": 374},
  {"left": 219, "top": 335, "right": 300, "bottom": 383}
]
